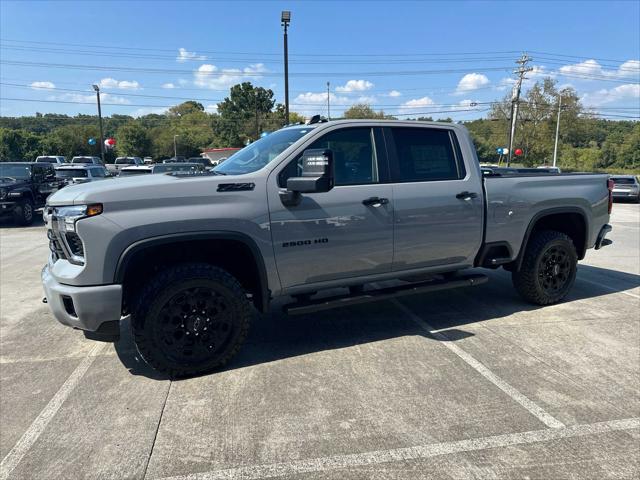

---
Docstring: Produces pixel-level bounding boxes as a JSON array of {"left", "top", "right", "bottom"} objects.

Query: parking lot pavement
[{"left": 0, "top": 203, "right": 638, "bottom": 480}]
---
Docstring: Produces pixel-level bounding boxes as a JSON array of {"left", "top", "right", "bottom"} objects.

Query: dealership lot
[{"left": 0, "top": 204, "right": 638, "bottom": 479}]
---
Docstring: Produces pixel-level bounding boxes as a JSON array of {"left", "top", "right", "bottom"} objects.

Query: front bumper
[
  {"left": 0, "top": 201, "right": 18, "bottom": 215},
  {"left": 41, "top": 264, "right": 123, "bottom": 332}
]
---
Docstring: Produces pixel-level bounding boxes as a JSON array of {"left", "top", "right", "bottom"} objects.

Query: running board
[{"left": 284, "top": 273, "right": 489, "bottom": 316}]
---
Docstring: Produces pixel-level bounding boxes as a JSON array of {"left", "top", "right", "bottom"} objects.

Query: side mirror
[{"left": 281, "top": 149, "right": 334, "bottom": 206}]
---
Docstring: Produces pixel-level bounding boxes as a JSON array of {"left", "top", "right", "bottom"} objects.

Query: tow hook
[{"left": 42, "top": 297, "right": 48, "bottom": 304}]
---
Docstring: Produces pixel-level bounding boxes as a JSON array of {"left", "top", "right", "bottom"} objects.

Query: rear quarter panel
[{"left": 484, "top": 174, "right": 610, "bottom": 259}]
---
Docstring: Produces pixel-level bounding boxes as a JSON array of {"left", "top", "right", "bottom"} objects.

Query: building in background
[{"left": 201, "top": 147, "right": 241, "bottom": 165}]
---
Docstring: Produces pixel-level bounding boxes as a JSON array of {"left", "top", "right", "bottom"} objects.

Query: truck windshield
[
  {"left": 36, "top": 157, "right": 59, "bottom": 163},
  {"left": 0, "top": 164, "right": 31, "bottom": 179},
  {"left": 213, "top": 127, "right": 313, "bottom": 175}
]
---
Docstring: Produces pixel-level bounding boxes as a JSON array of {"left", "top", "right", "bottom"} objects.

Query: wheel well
[
  {"left": 522, "top": 212, "right": 587, "bottom": 265},
  {"left": 119, "top": 238, "right": 267, "bottom": 314}
]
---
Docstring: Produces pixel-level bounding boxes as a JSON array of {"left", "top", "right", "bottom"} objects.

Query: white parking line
[
  {"left": 0, "top": 342, "right": 104, "bottom": 480},
  {"left": 391, "top": 300, "right": 566, "bottom": 429},
  {"left": 158, "top": 417, "right": 640, "bottom": 480}
]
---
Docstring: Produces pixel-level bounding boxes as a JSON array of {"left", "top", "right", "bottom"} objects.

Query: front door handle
[
  {"left": 362, "top": 196, "right": 389, "bottom": 207},
  {"left": 456, "top": 191, "right": 478, "bottom": 200}
]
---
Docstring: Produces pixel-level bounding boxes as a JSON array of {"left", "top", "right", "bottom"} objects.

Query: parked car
[
  {"left": 36, "top": 156, "right": 67, "bottom": 165},
  {"left": 106, "top": 157, "right": 144, "bottom": 175},
  {"left": 119, "top": 163, "right": 205, "bottom": 176},
  {"left": 537, "top": 166, "right": 562, "bottom": 173},
  {"left": 55, "top": 165, "right": 111, "bottom": 186},
  {"left": 610, "top": 175, "right": 640, "bottom": 202},
  {"left": 42, "top": 120, "right": 614, "bottom": 376},
  {"left": 186, "top": 157, "right": 213, "bottom": 169},
  {"left": 71, "top": 156, "right": 103, "bottom": 165},
  {"left": 143, "top": 157, "right": 153, "bottom": 164},
  {"left": 1, "top": 162, "right": 62, "bottom": 225},
  {"left": 162, "top": 156, "right": 186, "bottom": 163}
]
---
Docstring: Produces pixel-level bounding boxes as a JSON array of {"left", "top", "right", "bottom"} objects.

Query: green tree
[
  {"left": 343, "top": 104, "right": 387, "bottom": 119},
  {"left": 116, "top": 122, "right": 151, "bottom": 157},
  {"left": 214, "top": 83, "right": 276, "bottom": 146}
]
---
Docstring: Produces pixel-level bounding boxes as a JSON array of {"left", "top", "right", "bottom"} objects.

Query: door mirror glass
[{"left": 286, "top": 149, "right": 334, "bottom": 194}]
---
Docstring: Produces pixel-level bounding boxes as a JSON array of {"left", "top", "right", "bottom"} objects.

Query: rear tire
[
  {"left": 13, "top": 198, "right": 34, "bottom": 226},
  {"left": 512, "top": 230, "right": 577, "bottom": 305},
  {"left": 131, "top": 263, "right": 252, "bottom": 377}
]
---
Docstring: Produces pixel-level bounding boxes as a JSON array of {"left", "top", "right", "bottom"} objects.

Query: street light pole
[
  {"left": 92, "top": 84, "right": 105, "bottom": 164},
  {"left": 281, "top": 11, "right": 291, "bottom": 125},
  {"left": 173, "top": 135, "right": 179, "bottom": 159},
  {"left": 327, "top": 81, "right": 331, "bottom": 120},
  {"left": 552, "top": 94, "right": 562, "bottom": 168}
]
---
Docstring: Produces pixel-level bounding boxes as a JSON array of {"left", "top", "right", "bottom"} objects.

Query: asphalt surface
[{"left": 0, "top": 203, "right": 638, "bottom": 480}]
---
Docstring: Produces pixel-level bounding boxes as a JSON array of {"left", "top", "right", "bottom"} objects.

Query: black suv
[{"left": 0, "top": 162, "right": 63, "bottom": 225}]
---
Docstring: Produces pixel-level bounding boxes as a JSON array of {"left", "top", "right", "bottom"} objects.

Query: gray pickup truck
[{"left": 42, "top": 120, "right": 614, "bottom": 376}]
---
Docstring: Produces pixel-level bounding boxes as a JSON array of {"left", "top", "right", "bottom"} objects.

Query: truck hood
[
  {"left": 0, "top": 178, "right": 28, "bottom": 190},
  {"left": 46, "top": 172, "right": 256, "bottom": 206}
]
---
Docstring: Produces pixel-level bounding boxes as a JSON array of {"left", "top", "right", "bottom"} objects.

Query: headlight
[
  {"left": 51, "top": 204, "right": 102, "bottom": 266},
  {"left": 54, "top": 204, "right": 102, "bottom": 233},
  {"left": 0, "top": 189, "right": 6, "bottom": 200}
]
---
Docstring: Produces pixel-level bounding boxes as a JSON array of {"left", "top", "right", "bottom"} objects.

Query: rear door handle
[
  {"left": 456, "top": 191, "right": 478, "bottom": 200},
  {"left": 362, "top": 196, "right": 389, "bottom": 207}
]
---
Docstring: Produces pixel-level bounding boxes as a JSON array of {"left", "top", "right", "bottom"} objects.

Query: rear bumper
[
  {"left": 595, "top": 224, "right": 612, "bottom": 250},
  {"left": 41, "top": 264, "right": 122, "bottom": 332}
]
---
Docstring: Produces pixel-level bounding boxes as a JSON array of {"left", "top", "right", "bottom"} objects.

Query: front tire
[
  {"left": 132, "top": 263, "right": 252, "bottom": 377},
  {"left": 512, "top": 230, "right": 577, "bottom": 305},
  {"left": 13, "top": 198, "right": 34, "bottom": 226}
]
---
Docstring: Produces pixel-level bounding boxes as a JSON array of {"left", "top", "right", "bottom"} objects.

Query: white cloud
[
  {"left": 204, "top": 104, "right": 218, "bottom": 114},
  {"left": 131, "top": 106, "right": 171, "bottom": 117},
  {"left": 399, "top": 96, "right": 435, "bottom": 114},
  {"left": 177, "top": 48, "right": 206, "bottom": 62},
  {"left": 335, "top": 79, "right": 374, "bottom": 93},
  {"left": 455, "top": 73, "right": 489, "bottom": 95},
  {"left": 98, "top": 77, "right": 140, "bottom": 90},
  {"left": 293, "top": 91, "right": 350, "bottom": 116},
  {"left": 48, "top": 92, "right": 131, "bottom": 105},
  {"left": 356, "top": 95, "right": 377, "bottom": 104},
  {"left": 30, "top": 81, "right": 55, "bottom": 90},
  {"left": 161, "top": 83, "right": 176, "bottom": 89},
  {"left": 194, "top": 63, "right": 267, "bottom": 89},
  {"left": 559, "top": 59, "right": 640, "bottom": 80},
  {"left": 388, "top": 90, "right": 401, "bottom": 97},
  {"left": 581, "top": 83, "right": 640, "bottom": 107}
]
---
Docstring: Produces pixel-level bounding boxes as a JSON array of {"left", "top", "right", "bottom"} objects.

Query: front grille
[
  {"left": 65, "top": 232, "right": 84, "bottom": 257},
  {"left": 47, "top": 229, "right": 67, "bottom": 261}
]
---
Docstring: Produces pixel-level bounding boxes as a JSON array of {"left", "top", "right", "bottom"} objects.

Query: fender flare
[
  {"left": 514, "top": 207, "right": 589, "bottom": 271},
  {"left": 114, "top": 231, "right": 271, "bottom": 313}
]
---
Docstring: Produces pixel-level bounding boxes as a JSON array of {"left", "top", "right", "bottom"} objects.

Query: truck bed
[{"left": 483, "top": 173, "right": 610, "bottom": 260}]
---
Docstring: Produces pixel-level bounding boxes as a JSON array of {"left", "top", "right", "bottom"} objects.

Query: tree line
[{"left": 1, "top": 79, "right": 638, "bottom": 173}]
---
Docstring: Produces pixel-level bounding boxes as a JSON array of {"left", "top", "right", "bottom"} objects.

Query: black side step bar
[{"left": 284, "top": 273, "right": 488, "bottom": 316}]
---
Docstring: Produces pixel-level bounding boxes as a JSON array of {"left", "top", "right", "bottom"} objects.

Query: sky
[{"left": 0, "top": 0, "right": 638, "bottom": 121}]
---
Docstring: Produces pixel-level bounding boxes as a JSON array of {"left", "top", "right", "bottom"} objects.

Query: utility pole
[
  {"left": 507, "top": 53, "right": 533, "bottom": 166},
  {"left": 173, "top": 135, "right": 179, "bottom": 159},
  {"left": 552, "top": 94, "right": 562, "bottom": 167},
  {"left": 281, "top": 11, "right": 291, "bottom": 124},
  {"left": 92, "top": 84, "right": 105, "bottom": 164},
  {"left": 326, "top": 81, "right": 331, "bottom": 120}
]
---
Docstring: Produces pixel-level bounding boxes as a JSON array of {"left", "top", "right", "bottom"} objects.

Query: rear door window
[{"left": 389, "top": 128, "right": 465, "bottom": 182}]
